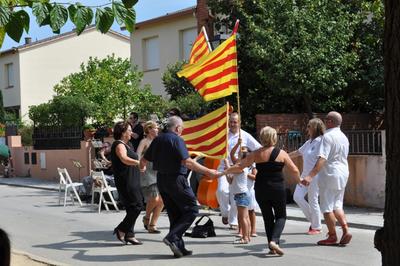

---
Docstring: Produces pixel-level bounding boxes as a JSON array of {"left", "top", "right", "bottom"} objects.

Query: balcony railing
[
  {"left": 277, "top": 130, "right": 383, "bottom": 155},
  {"left": 33, "top": 126, "right": 82, "bottom": 150}
]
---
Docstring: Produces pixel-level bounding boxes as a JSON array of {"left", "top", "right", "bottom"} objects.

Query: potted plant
[{"left": 83, "top": 124, "right": 96, "bottom": 140}]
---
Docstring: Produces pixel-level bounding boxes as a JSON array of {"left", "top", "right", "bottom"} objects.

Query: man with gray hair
[
  {"left": 140, "top": 116, "right": 220, "bottom": 258},
  {"left": 302, "top": 111, "right": 352, "bottom": 246}
]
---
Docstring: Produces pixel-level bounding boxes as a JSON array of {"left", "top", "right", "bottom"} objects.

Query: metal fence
[
  {"left": 33, "top": 126, "right": 82, "bottom": 150},
  {"left": 277, "top": 130, "right": 383, "bottom": 155}
]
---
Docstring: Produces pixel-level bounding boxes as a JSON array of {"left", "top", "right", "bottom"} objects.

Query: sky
[{"left": 1, "top": 0, "right": 197, "bottom": 51}]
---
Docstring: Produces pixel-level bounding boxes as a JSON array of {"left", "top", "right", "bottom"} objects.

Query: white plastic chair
[
  {"left": 91, "top": 171, "right": 119, "bottom": 213},
  {"left": 57, "top": 167, "right": 83, "bottom": 207}
]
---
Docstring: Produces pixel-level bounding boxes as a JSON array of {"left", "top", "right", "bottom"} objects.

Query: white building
[
  {"left": 130, "top": 7, "right": 199, "bottom": 96},
  {"left": 0, "top": 26, "right": 130, "bottom": 120}
]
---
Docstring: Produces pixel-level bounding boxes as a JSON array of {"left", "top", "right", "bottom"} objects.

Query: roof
[
  {"left": 135, "top": 6, "right": 196, "bottom": 29},
  {"left": 0, "top": 26, "right": 129, "bottom": 56}
]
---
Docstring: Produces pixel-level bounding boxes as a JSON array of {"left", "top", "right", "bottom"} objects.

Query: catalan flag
[
  {"left": 181, "top": 103, "right": 229, "bottom": 159},
  {"left": 177, "top": 34, "right": 238, "bottom": 101},
  {"left": 188, "top": 26, "right": 212, "bottom": 64}
]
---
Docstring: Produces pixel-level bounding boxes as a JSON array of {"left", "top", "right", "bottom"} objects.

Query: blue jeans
[{"left": 234, "top": 192, "right": 250, "bottom": 207}]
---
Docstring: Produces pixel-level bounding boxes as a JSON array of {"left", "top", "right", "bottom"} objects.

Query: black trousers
[
  {"left": 157, "top": 173, "right": 199, "bottom": 250},
  {"left": 255, "top": 187, "right": 287, "bottom": 245}
]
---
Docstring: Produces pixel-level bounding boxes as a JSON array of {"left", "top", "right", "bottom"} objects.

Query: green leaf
[
  {"left": 0, "top": 6, "right": 11, "bottom": 27},
  {"left": 112, "top": 1, "right": 126, "bottom": 25},
  {"left": 124, "top": 8, "right": 136, "bottom": 33},
  {"left": 74, "top": 6, "right": 93, "bottom": 34},
  {"left": 5, "top": 12, "right": 24, "bottom": 42},
  {"left": 50, "top": 4, "right": 68, "bottom": 32},
  {"left": 122, "top": 0, "right": 138, "bottom": 9},
  {"left": 14, "top": 10, "right": 30, "bottom": 33},
  {"left": 0, "top": 26, "right": 5, "bottom": 49},
  {"left": 32, "top": 2, "right": 51, "bottom": 26},
  {"left": 68, "top": 4, "right": 77, "bottom": 24},
  {"left": 95, "top": 7, "right": 114, "bottom": 34}
]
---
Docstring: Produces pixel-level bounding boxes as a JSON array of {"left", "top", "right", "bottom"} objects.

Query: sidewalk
[{"left": 0, "top": 176, "right": 383, "bottom": 230}]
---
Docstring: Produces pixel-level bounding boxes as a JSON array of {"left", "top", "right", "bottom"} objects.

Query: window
[
  {"left": 31, "top": 153, "right": 37, "bottom": 165},
  {"left": 5, "top": 63, "right": 14, "bottom": 88},
  {"left": 143, "top": 36, "right": 159, "bottom": 71},
  {"left": 181, "top": 27, "right": 197, "bottom": 61},
  {"left": 24, "top": 153, "right": 29, "bottom": 164}
]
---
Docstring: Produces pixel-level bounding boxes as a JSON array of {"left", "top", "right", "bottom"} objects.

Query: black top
[
  {"left": 255, "top": 147, "right": 285, "bottom": 190},
  {"left": 144, "top": 132, "right": 189, "bottom": 175},
  {"left": 111, "top": 140, "right": 142, "bottom": 207},
  {"left": 129, "top": 123, "right": 144, "bottom": 151},
  {"left": 103, "top": 153, "right": 113, "bottom": 176}
]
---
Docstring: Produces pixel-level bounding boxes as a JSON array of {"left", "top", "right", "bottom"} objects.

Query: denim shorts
[{"left": 234, "top": 192, "right": 250, "bottom": 207}]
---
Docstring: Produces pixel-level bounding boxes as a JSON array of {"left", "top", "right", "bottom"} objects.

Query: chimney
[
  {"left": 24, "top": 37, "right": 32, "bottom": 44},
  {"left": 196, "top": 0, "right": 213, "bottom": 37}
]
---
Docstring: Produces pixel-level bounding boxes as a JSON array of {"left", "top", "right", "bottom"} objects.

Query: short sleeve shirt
[
  {"left": 144, "top": 132, "right": 189, "bottom": 175},
  {"left": 317, "top": 127, "right": 349, "bottom": 190},
  {"left": 298, "top": 136, "right": 322, "bottom": 179},
  {"left": 218, "top": 129, "right": 262, "bottom": 171}
]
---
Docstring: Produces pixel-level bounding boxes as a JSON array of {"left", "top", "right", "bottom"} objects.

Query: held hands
[{"left": 301, "top": 175, "right": 312, "bottom": 186}]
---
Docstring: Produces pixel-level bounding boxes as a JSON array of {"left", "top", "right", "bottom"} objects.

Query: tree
[
  {"left": 207, "top": 0, "right": 383, "bottom": 128},
  {"left": 28, "top": 95, "right": 94, "bottom": 127},
  {"left": 162, "top": 61, "right": 196, "bottom": 100},
  {"left": 54, "top": 55, "right": 158, "bottom": 125},
  {"left": 374, "top": 1, "right": 400, "bottom": 265},
  {"left": 0, "top": 0, "right": 138, "bottom": 48}
]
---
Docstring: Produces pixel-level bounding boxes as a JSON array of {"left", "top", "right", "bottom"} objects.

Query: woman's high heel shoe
[
  {"left": 124, "top": 236, "right": 143, "bottom": 245},
  {"left": 142, "top": 216, "right": 149, "bottom": 230},
  {"left": 113, "top": 228, "right": 126, "bottom": 244}
]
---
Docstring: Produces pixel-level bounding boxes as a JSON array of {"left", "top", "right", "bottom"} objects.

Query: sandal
[
  {"left": 148, "top": 224, "right": 161, "bottom": 234},
  {"left": 269, "top": 241, "right": 284, "bottom": 256},
  {"left": 251, "top": 233, "right": 258, "bottom": 237},
  {"left": 233, "top": 238, "right": 249, "bottom": 244},
  {"left": 142, "top": 216, "right": 149, "bottom": 230}
]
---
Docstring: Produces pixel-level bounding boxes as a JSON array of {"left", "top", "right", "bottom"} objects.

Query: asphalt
[
  {"left": 0, "top": 176, "right": 384, "bottom": 265},
  {"left": 0, "top": 176, "right": 383, "bottom": 230}
]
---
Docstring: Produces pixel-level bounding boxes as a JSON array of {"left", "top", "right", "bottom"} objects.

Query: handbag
[{"left": 187, "top": 215, "right": 216, "bottom": 238}]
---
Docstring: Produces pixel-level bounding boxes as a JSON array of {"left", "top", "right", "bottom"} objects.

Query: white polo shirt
[
  {"left": 298, "top": 136, "right": 322, "bottom": 179},
  {"left": 218, "top": 129, "right": 262, "bottom": 171},
  {"left": 317, "top": 127, "right": 349, "bottom": 190}
]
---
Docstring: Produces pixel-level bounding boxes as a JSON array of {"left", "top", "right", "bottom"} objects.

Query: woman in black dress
[
  {"left": 222, "top": 126, "right": 301, "bottom": 256},
  {"left": 111, "top": 121, "right": 143, "bottom": 245}
]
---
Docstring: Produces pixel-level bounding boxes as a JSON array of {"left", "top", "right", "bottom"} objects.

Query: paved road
[{"left": 0, "top": 185, "right": 381, "bottom": 266}]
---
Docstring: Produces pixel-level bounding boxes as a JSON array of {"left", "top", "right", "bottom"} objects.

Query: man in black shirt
[
  {"left": 140, "top": 116, "right": 220, "bottom": 258},
  {"left": 128, "top": 112, "right": 144, "bottom": 151}
]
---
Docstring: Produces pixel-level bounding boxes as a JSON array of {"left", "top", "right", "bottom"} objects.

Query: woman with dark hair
[{"left": 111, "top": 121, "right": 143, "bottom": 245}]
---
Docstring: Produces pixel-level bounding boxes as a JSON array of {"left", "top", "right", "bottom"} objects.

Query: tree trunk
[{"left": 375, "top": 1, "right": 400, "bottom": 265}]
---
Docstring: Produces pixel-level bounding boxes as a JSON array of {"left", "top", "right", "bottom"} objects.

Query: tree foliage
[
  {"left": 208, "top": 0, "right": 383, "bottom": 128},
  {"left": 162, "top": 61, "right": 197, "bottom": 100},
  {"left": 0, "top": 0, "right": 138, "bottom": 48},
  {"left": 28, "top": 95, "right": 94, "bottom": 126},
  {"left": 54, "top": 55, "right": 166, "bottom": 125}
]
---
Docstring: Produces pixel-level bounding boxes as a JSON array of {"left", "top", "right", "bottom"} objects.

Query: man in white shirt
[
  {"left": 302, "top": 111, "right": 352, "bottom": 246},
  {"left": 217, "top": 112, "right": 261, "bottom": 228}
]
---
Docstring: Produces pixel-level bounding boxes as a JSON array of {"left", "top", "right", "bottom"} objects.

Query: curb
[{"left": 12, "top": 249, "right": 68, "bottom": 266}]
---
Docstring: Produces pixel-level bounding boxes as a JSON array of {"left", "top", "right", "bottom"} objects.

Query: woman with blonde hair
[
  {"left": 290, "top": 118, "right": 325, "bottom": 235},
  {"left": 222, "top": 126, "right": 301, "bottom": 256},
  {"left": 137, "top": 121, "right": 164, "bottom": 233}
]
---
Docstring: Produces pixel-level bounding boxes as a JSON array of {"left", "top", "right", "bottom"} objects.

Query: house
[
  {"left": 0, "top": 26, "right": 130, "bottom": 120},
  {"left": 130, "top": 7, "right": 197, "bottom": 96}
]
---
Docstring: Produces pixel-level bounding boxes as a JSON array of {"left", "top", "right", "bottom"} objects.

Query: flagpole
[{"left": 232, "top": 19, "right": 242, "bottom": 148}]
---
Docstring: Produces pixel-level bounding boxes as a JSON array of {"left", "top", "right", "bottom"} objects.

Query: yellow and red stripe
[
  {"left": 181, "top": 103, "right": 229, "bottom": 159},
  {"left": 189, "top": 27, "right": 211, "bottom": 65},
  {"left": 178, "top": 35, "right": 238, "bottom": 101}
]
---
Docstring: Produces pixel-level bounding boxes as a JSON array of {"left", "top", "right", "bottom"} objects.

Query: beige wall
[
  {"left": 131, "top": 15, "right": 197, "bottom": 96},
  {"left": 7, "top": 29, "right": 130, "bottom": 120},
  {"left": 0, "top": 52, "right": 21, "bottom": 108}
]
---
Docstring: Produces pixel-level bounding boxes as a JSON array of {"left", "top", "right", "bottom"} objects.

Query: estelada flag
[
  {"left": 188, "top": 26, "right": 212, "bottom": 65},
  {"left": 177, "top": 34, "right": 238, "bottom": 101},
  {"left": 181, "top": 103, "right": 229, "bottom": 159}
]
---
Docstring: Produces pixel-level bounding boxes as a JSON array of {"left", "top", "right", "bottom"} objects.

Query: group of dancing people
[{"left": 108, "top": 110, "right": 352, "bottom": 258}]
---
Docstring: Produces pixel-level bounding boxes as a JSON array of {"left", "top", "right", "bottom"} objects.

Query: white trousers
[
  {"left": 293, "top": 177, "right": 322, "bottom": 230},
  {"left": 216, "top": 176, "right": 238, "bottom": 225}
]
